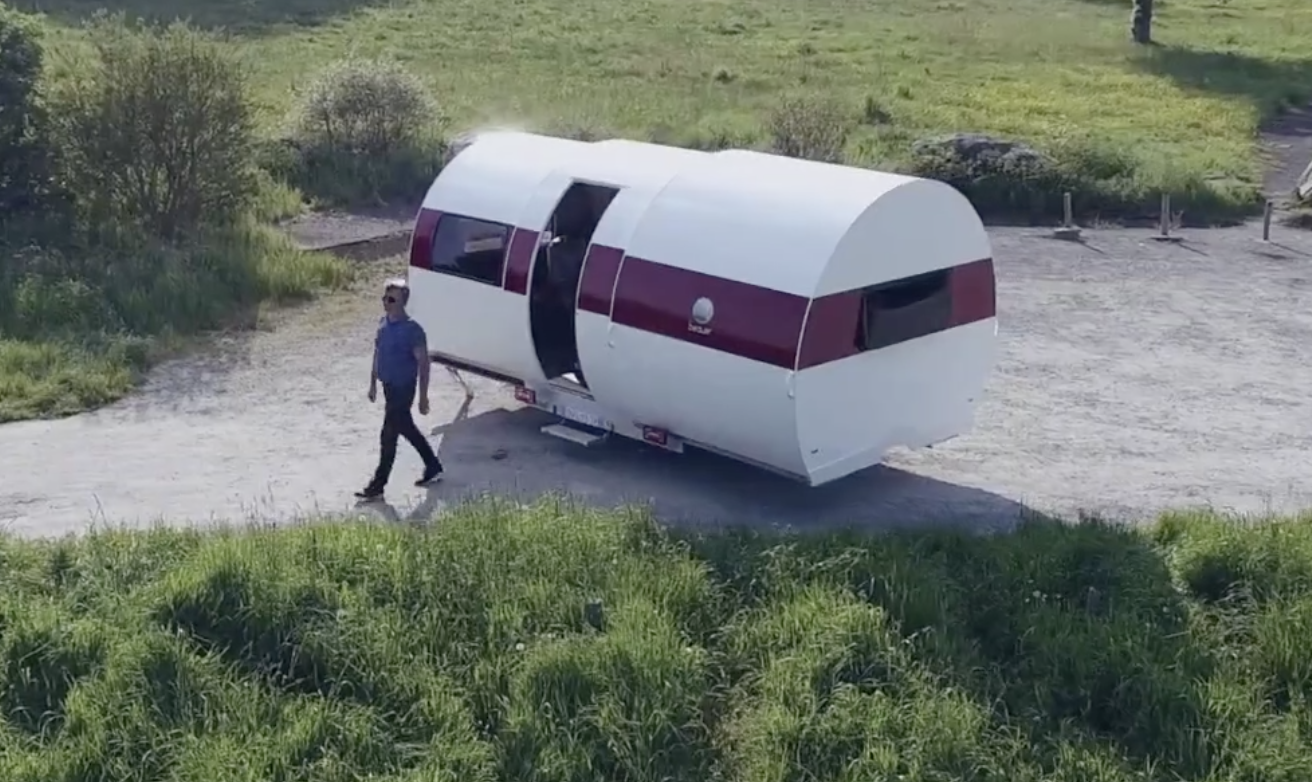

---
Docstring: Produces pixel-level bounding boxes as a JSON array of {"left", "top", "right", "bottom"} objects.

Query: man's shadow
[{"left": 355, "top": 485, "right": 445, "bottom": 525}]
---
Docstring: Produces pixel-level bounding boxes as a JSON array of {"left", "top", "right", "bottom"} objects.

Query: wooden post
[
  {"left": 1052, "top": 191, "right": 1082, "bottom": 240},
  {"left": 1262, "top": 200, "right": 1273, "bottom": 241},
  {"left": 1151, "top": 192, "right": 1182, "bottom": 242}
]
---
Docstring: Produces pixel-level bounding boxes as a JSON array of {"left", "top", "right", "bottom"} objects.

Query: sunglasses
[{"left": 382, "top": 295, "right": 398, "bottom": 304}]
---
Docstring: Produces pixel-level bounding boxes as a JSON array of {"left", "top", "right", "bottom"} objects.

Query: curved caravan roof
[
  {"left": 424, "top": 132, "right": 988, "bottom": 300},
  {"left": 423, "top": 131, "right": 709, "bottom": 225},
  {"left": 628, "top": 149, "right": 990, "bottom": 296}
]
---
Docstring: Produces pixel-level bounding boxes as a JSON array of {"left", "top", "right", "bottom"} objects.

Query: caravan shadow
[{"left": 429, "top": 407, "right": 1031, "bottom": 533}]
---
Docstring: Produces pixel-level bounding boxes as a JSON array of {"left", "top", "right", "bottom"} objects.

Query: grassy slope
[
  {"left": 0, "top": 222, "right": 350, "bottom": 424},
  {"left": 2, "top": 500, "right": 1312, "bottom": 781},
  {"left": 32, "top": 0, "right": 1312, "bottom": 191}
]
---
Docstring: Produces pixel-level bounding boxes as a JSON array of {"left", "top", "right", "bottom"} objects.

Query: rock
[{"left": 910, "top": 132, "right": 1049, "bottom": 170}]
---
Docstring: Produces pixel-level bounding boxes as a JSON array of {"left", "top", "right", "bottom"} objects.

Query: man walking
[{"left": 355, "top": 279, "right": 444, "bottom": 501}]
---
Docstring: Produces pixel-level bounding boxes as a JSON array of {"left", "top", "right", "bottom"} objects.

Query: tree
[
  {"left": 0, "top": 6, "right": 55, "bottom": 219},
  {"left": 1132, "top": 0, "right": 1153, "bottom": 45},
  {"left": 48, "top": 14, "right": 258, "bottom": 240}
]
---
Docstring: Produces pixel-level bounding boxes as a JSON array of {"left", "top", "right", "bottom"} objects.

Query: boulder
[{"left": 910, "top": 133, "right": 1049, "bottom": 171}]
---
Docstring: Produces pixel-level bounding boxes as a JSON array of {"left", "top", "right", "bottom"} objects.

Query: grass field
[
  {"left": 22, "top": 0, "right": 1312, "bottom": 215},
  {"left": 1, "top": 499, "right": 1311, "bottom": 781}
]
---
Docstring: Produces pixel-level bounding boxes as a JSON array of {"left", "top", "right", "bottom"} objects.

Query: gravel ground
[
  {"left": 278, "top": 206, "right": 415, "bottom": 251},
  {"left": 2, "top": 224, "right": 1310, "bottom": 538}
]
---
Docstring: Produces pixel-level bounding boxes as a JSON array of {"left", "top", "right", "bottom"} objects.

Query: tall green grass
[
  {"left": 0, "top": 224, "right": 351, "bottom": 423},
  {"left": 2, "top": 499, "right": 1310, "bottom": 781}
]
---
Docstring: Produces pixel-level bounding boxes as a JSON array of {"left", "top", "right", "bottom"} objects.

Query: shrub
[
  {"left": 272, "top": 56, "right": 444, "bottom": 208},
  {"left": 0, "top": 6, "right": 57, "bottom": 222},
  {"left": 46, "top": 13, "right": 258, "bottom": 241},
  {"left": 905, "top": 132, "right": 1259, "bottom": 226},
  {"left": 766, "top": 94, "right": 854, "bottom": 164},
  {"left": 292, "top": 57, "right": 436, "bottom": 157}
]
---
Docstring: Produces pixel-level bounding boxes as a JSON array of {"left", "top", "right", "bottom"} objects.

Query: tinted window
[
  {"left": 856, "top": 268, "right": 952, "bottom": 351},
  {"left": 430, "top": 214, "right": 511, "bottom": 285}
]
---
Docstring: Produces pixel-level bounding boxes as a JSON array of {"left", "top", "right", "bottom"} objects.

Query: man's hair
[{"left": 384, "top": 278, "right": 410, "bottom": 303}]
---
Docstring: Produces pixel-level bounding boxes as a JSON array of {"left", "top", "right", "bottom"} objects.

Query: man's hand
[
  {"left": 418, "top": 394, "right": 430, "bottom": 415},
  {"left": 368, "top": 384, "right": 377, "bottom": 403}
]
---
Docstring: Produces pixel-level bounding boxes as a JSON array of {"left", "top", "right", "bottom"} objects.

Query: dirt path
[
  {"left": 2, "top": 224, "right": 1310, "bottom": 537},
  {"left": 1262, "top": 103, "right": 1312, "bottom": 205}
]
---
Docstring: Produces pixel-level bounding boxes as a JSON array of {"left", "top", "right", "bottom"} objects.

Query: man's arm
[
  {"left": 413, "top": 324, "right": 430, "bottom": 401},
  {"left": 370, "top": 326, "right": 380, "bottom": 388}
]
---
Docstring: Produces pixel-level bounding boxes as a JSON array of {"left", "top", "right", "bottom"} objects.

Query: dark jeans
[{"left": 369, "top": 382, "right": 441, "bottom": 489}]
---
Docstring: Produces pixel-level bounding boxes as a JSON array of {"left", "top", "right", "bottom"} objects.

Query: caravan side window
[
  {"left": 856, "top": 268, "right": 953, "bottom": 351},
  {"left": 430, "top": 214, "right": 511, "bottom": 286}
]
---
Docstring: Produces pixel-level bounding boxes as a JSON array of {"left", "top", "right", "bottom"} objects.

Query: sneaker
[
  {"left": 354, "top": 485, "right": 384, "bottom": 501},
  {"left": 415, "top": 465, "right": 444, "bottom": 487}
]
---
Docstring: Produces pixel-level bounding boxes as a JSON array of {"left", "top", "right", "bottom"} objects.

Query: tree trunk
[{"left": 1132, "top": 0, "right": 1153, "bottom": 44}]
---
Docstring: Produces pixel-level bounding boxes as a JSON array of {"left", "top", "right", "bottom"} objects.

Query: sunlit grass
[
  {"left": 0, "top": 224, "right": 352, "bottom": 421},
  {"left": 30, "top": 0, "right": 1312, "bottom": 188},
  {"left": 1, "top": 499, "right": 1311, "bottom": 780}
]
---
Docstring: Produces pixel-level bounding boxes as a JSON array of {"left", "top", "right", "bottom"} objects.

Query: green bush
[
  {"left": 0, "top": 6, "right": 59, "bottom": 222},
  {"left": 0, "top": 501, "right": 1311, "bottom": 781},
  {"left": 46, "top": 13, "right": 258, "bottom": 241},
  {"left": 268, "top": 56, "right": 445, "bottom": 208},
  {"left": 292, "top": 57, "right": 436, "bottom": 157},
  {"left": 766, "top": 95, "right": 854, "bottom": 164}
]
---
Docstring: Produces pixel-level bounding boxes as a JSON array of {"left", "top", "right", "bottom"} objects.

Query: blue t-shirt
[{"left": 375, "top": 316, "right": 426, "bottom": 388}]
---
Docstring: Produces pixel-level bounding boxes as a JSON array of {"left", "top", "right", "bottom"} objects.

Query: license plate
[{"left": 559, "top": 406, "right": 608, "bottom": 430}]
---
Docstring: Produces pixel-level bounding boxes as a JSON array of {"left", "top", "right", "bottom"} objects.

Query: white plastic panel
[
  {"left": 409, "top": 270, "right": 526, "bottom": 380},
  {"left": 820, "top": 178, "right": 993, "bottom": 295},
  {"left": 594, "top": 326, "right": 805, "bottom": 477},
  {"left": 793, "top": 318, "right": 997, "bottom": 485}
]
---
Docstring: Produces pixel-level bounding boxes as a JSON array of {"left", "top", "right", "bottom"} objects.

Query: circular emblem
[{"left": 691, "top": 297, "right": 715, "bottom": 326}]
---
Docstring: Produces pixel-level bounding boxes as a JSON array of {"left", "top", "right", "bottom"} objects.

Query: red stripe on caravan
[
  {"left": 610, "top": 257, "right": 808, "bottom": 369},
  {"left": 795, "top": 290, "right": 863, "bottom": 370},
  {"left": 796, "top": 257, "right": 996, "bottom": 370},
  {"left": 577, "top": 245, "right": 625, "bottom": 315},
  {"left": 409, "top": 209, "right": 441, "bottom": 268},
  {"left": 503, "top": 229, "right": 539, "bottom": 294},
  {"left": 948, "top": 258, "right": 996, "bottom": 325},
  {"left": 612, "top": 257, "right": 996, "bottom": 371}
]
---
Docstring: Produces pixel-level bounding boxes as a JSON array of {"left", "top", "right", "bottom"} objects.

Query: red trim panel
[
  {"left": 796, "top": 290, "right": 864, "bottom": 370},
  {"left": 796, "top": 257, "right": 995, "bottom": 370},
  {"left": 609, "top": 257, "right": 995, "bottom": 371},
  {"left": 610, "top": 257, "right": 809, "bottom": 369},
  {"left": 409, "top": 209, "right": 441, "bottom": 269},
  {"left": 577, "top": 244, "right": 626, "bottom": 315},
  {"left": 503, "top": 229, "right": 539, "bottom": 294},
  {"left": 948, "top": 258, "right": 996, "bottom": 326}
]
